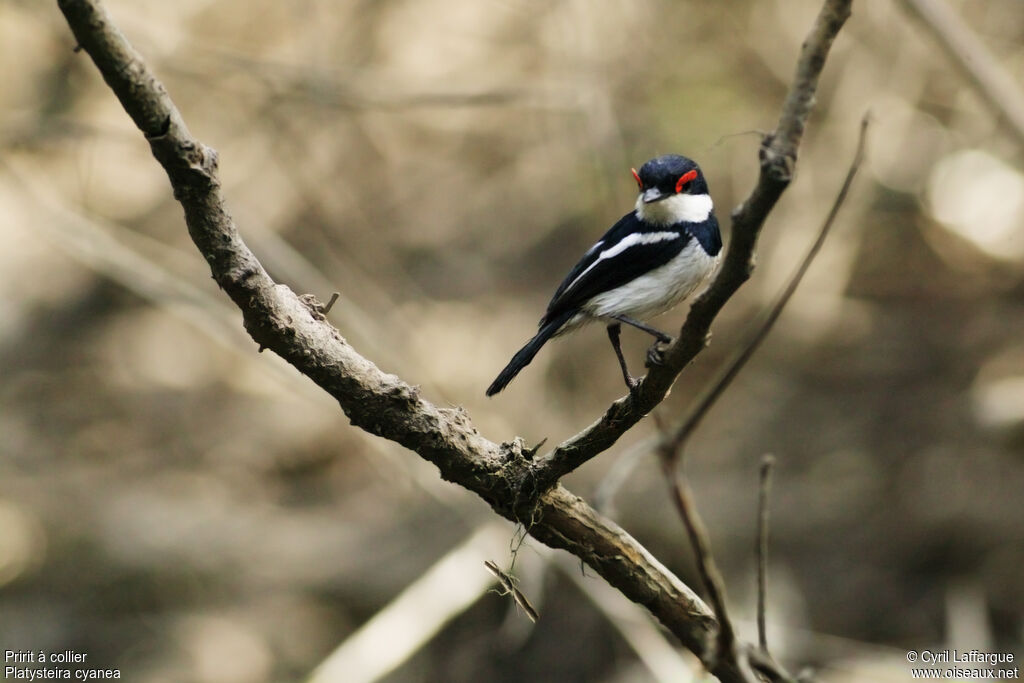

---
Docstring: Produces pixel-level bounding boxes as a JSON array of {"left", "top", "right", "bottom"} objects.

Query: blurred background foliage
[{"left": 1, "top": 0, "right": 1023, "bottom": 681}]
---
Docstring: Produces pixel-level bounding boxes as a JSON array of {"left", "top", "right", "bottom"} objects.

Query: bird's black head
[{"left": 631, "top": 154, "right": 708, "bottom": 204}]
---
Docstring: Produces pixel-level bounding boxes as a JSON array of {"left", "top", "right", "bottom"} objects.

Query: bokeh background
[{"left": 2, "top": 1, "right": 1023, "bottom": 681}]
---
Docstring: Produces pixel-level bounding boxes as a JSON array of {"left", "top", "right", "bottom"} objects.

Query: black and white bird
[{"left": 486, "top": 154, "right": 722, "bottom": 397}]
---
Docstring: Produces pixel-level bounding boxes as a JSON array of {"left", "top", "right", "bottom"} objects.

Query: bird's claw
[{"left": 645, "top": 338, "right": 673, "bottom": 368}]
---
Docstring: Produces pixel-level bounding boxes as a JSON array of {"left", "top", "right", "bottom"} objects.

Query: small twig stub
[{"left": 484, "top": 560, "right": 539, "bottom": 623}]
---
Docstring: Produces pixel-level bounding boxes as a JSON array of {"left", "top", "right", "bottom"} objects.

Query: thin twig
[
  {"left": 484, "top": 560, "right": 539, "bottom": 623},
  {"left": 665, "top": 113, "right": 870, "bottom": 455},
  {"left": 757, "top": 454, "right": 776, "bottom": 653},
  {"left": 659, "top": 448, "right": 737, "bottom": 669},
  {"left": 656, "top": 422, "right": 790, "bottom": 683},
  {"left": 322, "top": 291, "right": 340, "bottom": 314},
  {"left": 658, "top": 432, "right": 795, "bottom": 682}
]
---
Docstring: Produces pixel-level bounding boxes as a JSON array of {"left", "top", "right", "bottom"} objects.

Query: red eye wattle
[
  {"left": 631, "top": 168, "right": 642, "bottom": 188},
  {"left": 675, "top": 169, "right": 698, "bottom": 193}
]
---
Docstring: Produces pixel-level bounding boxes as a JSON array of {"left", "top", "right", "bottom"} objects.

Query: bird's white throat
[{"left": 636, "top": 192, "right": 713, "bottom": 226}]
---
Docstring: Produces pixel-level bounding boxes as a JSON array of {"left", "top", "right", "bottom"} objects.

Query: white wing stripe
[{"left": 563, "top": 230, "right": 680, "bottom": 296}]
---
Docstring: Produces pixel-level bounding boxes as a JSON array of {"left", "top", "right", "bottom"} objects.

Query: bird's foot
[{"left": 645, "top": 337, "right": 673, "bottom": 368}]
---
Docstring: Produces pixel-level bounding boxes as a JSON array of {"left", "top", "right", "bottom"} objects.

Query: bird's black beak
[{"left": 641, "top": 187, "right": 668, "bottom": 204}]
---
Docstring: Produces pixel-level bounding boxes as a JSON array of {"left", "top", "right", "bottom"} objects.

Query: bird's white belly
[{"left": 582, "top": 241, "right": 719, "bottom": 321}]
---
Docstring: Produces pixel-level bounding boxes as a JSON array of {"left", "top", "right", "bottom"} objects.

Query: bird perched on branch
[{"left": 486, "top": 154, "right": 722, "bottom": 397}]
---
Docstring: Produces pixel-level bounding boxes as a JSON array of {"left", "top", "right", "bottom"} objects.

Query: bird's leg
[
  {"left": 611, "top": 314, "right": 673, "bottom": 343},
  {"left": 610, "top": 315, "right": 673, "bottom": 368},
  {"left": 606, "top": 323, "right": 640, "bottom": 397}
]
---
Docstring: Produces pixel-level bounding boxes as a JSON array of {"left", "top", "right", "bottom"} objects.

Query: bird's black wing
[{"left": 540, "top": 211, "right": 690, "bottom": 326}]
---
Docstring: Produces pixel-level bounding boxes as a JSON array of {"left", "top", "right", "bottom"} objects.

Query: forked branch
[{"left": 55, "top": 0, "right": 852, "bottom": 680}]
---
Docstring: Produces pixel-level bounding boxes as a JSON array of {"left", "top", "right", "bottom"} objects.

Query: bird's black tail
[{"left": 486, "top": 310, "right": 574, "bottom": 396}]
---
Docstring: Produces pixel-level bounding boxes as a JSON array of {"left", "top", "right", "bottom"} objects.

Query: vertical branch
[
  {"left": 657, "top": 427, "right": 791, "bottom": 683},
  {"left": 660, "top": 450, "right": 738, "bottom": 668},
  {"left": 757, "top": 454, "right": 776, "bottom": 653}
]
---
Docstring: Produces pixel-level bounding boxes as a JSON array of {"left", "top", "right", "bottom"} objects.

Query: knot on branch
[
  {"left": 179, "top": 140, "right": 220, "bottom": 183},
  {"left": 151, "top": 132, "right": 221, "bottom": 200},
  {"left": 380, "top": 375, "right": 422, "bottom": 407},
  {"left": 299, "top": 293, "right": 335, "bottom": 321},
  {"left": 759, "top": 136, "right": 797, "bottom": 184},
  {"left": 488, "top": 438, "right": 550, "bottom": 521}
]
